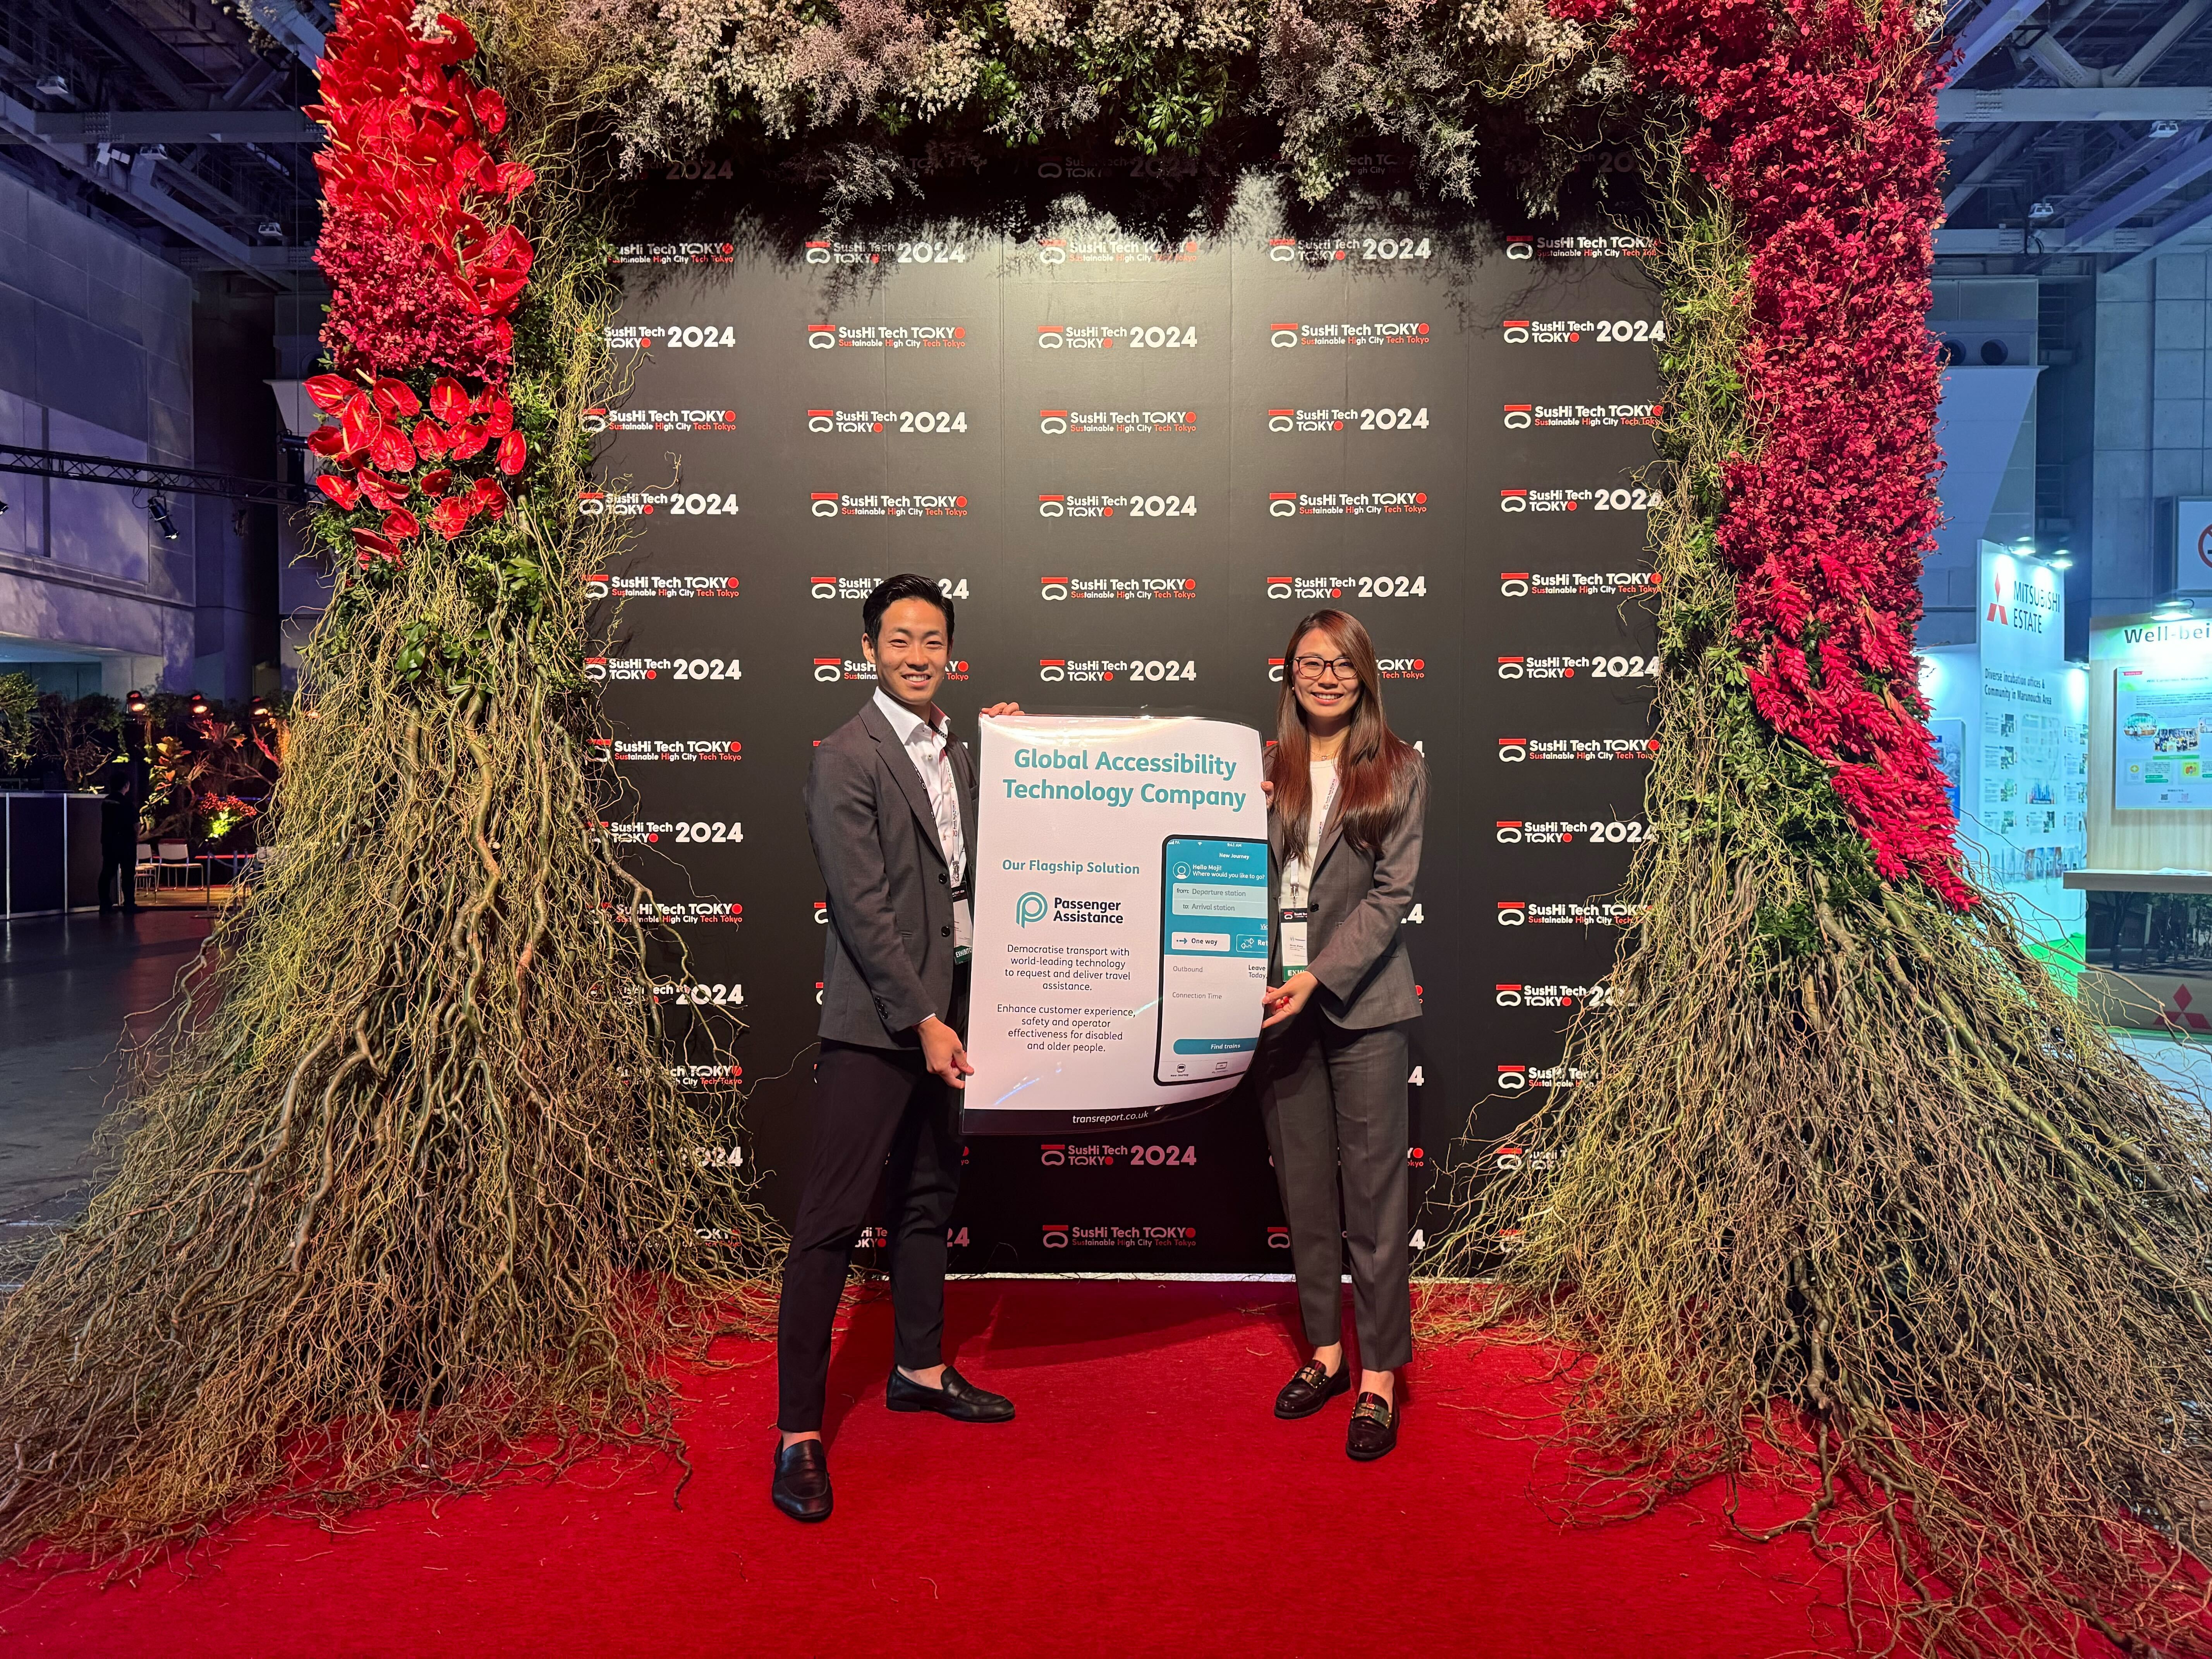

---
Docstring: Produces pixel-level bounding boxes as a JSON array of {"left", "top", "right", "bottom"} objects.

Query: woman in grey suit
[{"left": 1258, "top": 607, "right": 1427, "bottom": 1461}]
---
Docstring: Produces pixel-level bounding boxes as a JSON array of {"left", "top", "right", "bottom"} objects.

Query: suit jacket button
[
  {"left": 939, "top": 924, "right": 951, "bottom": 937},
  {"left": 938, "top": 871, "right": 947, "bottom": 884}
]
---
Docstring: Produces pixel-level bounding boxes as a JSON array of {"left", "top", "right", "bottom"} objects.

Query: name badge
[
  {"left": 951, "top": 878, "right": 973, "bottom": 963},
  {"left": 1278, "top": 906, "right": 1310, "bottom": 975}
]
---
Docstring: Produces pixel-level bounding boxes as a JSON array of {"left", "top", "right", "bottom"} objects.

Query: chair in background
[
  {"left": 156, "top": 840, "right": 205, "bottom": 892},
  {"left": 134, "top": 842, "right": 160, "bottom": 898}
]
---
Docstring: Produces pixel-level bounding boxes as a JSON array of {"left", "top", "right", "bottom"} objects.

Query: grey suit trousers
[{"left": 1257, "top": 1012, "right": 1412, "bottom": 1373}]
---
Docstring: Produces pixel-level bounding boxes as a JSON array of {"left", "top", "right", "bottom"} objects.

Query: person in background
[
  {"left": 1257, "top": 608, "right": 1428, "bottom": 1461},
  {"left": 772, "top": 573, "right": 1024, "bottom": 1522},
  {"left": 97, "top": 750, "right": 142, "bottom": 915}
]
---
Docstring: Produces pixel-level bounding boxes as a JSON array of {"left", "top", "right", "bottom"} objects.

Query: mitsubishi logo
[{"left": 2171, "top": 983, "right": 2210, "bottom": 1032}]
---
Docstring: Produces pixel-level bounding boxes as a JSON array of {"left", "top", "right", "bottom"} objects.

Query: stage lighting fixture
[
  {"left": 2048, "top": 549, "right": 2073, "bottom": 570},
  {"left": 2154, "top": 597, "right": 2196, "bottom": 621},
  {"left": 2028, "top": 201, "right": 2055, "bottom": 221},
  {"left": 257, "top": 221, "right": 283, "bottom": 240},
  {"left": 249, "top": 695, "right": 272, "bottom": 721},
  {"left": 35, "top": 74, "right": 70, "bottom": 100},
  {"left": 147, "top": 496, "right": 178, "bottom": 540},
  {"left": 189, "top": 690, "right": 210, "bottom": 717},
  {"left": 2154, "top": 121, "right": 2183, "bottom": 139},
  {"left": 125, "top": 689, "right": 148, "bottom": 716}
]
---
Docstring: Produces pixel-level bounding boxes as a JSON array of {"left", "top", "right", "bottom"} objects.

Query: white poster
[
  {"left": 1977, "top": 544, "right": 2083, "bottom": 883},
  {"left": 963, "top": 714, "right": 1267, "bottom": 1134},
  {"left": 2115, "top": 668, "right": 2212, "bottom": 809}
]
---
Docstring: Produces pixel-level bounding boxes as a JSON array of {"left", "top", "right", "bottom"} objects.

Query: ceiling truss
[{"left": 1941, "top": 0, "right": 2212, "bottom": 271}]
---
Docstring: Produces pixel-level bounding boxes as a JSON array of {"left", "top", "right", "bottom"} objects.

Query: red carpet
[{"left": 0, "top": 1281, "right": 1844, "bottom": 1658}]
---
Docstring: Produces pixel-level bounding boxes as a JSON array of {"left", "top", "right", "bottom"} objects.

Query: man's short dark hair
[{"left": 863, "top": 574, "right": 953, "bottom": 642}]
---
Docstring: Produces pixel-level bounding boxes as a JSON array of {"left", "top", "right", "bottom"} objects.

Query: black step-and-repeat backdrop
[{"left": 589, "top": 181, "right": 1660, "bottom": 1274}]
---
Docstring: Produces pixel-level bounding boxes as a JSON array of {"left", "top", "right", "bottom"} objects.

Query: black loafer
[
  {"left": 771, "top": 1439, "right": 833, "bottom": 1521},
  {"left": 886, "top": 1363, "right": 1015, "bottom": 1422},
  {"left": 1274, "top": 1359, "right": 1352, "bottom": 1419},
  {"left": 1346, "top": 1391, "right": 1398, "bottom": 1461}
]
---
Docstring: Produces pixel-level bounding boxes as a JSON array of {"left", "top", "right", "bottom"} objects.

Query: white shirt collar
[{"left": 873, "top": 687, "right": 946, "bottom": 747}]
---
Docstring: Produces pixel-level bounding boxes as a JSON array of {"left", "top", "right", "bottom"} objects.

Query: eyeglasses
[{"left": 1291, "top": 655, "right": 1357, "bottom": 683}]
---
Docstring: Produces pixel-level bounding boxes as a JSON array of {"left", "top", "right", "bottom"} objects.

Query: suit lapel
[
  {"left": 1313, "top": 814, "right": 1348, "bottom": 877},
  {"left": 952, "top": 732, "right": 978, "bottom": 860},
  {"left": 859, "top": 699, "right": 948, "bottom": 865},
  {"left": 1269, "top": 784, "right": 1347, "bottom": 874}
]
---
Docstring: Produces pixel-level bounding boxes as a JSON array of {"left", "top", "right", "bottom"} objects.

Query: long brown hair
[{"left": 1267, "top": 609, "right": 1420, "bottom": 854}]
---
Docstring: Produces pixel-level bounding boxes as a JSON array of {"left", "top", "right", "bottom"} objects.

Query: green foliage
[
  {"left": 0, "top": 672, "right": 34, "bottom": 774},
  {"left": 143, "top": 703, "right": 279, "bottom": 845},
  {"left": 30, "top": 693, "right": 122, "bottom": 788}
]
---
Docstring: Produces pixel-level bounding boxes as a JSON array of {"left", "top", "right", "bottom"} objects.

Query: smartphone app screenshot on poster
[{"left": 1156, "top": 837, "right": 1268, "bottom": 1085}]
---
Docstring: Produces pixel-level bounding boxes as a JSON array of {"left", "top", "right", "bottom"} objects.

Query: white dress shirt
[{"left": 873, "top": 690, "right": 972, "bottom": 981}]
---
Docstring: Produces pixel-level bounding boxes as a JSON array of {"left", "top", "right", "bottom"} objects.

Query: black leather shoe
[
  {"left": 1346, "top": 1392, "right": 1398, "bottom": 1460},
  {"left": 771, "top": 1439, "right": 833, "bottom": 1522},
  {"left": 1274, "top": 1358, "right": 1352, "bottom": 1419},
  {"left": 886, "top": 1364, "right": 1015, "bottom": 1422}
]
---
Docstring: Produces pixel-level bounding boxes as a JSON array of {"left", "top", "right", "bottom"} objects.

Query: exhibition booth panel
[
  {"left": 2066, "top": 607, "right": 2212, "bottom": 1032},
  {"left": 0, "top": 790, "right": 103, "bottom": 917},
  {"left": 1920, "top": 543, "right": 2087, "bottom": 945}
]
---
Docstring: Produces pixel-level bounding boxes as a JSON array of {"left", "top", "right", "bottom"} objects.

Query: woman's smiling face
[{"left": 1290, "top": 627, "right": 1361, "bottom": 725}]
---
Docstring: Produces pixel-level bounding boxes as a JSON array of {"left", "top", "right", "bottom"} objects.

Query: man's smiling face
[{"left": 864, "top": 595, "right": 952, "bottom": 713}]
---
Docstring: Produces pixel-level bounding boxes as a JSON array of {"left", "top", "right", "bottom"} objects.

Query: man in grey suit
[{"left": 772, "top": 574, "right": 1022, "bottom": 1523}]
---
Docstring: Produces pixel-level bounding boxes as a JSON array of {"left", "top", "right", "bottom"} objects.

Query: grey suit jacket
[
  {"left": 807, "top": 699, "right": 979, "bottom": 1049},
  {"left": 1267, "top": 755, "right": 1427, "bottom": 1029}
]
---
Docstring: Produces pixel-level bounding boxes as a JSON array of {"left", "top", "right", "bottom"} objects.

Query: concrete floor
[{"left": 0, "top": 904, "right": 213, "bottom": 1259}]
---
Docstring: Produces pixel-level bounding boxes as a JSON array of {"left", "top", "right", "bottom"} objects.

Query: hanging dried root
[{"left": 1429, "top": 167, "right": 2212, "bottom": 1657}]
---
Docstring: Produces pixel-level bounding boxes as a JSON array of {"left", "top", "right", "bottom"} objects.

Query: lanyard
[
  {"left": 1281, "top": 769, "right": 1338, "bottom": 974},
  {"left": 1284, "top": 770, "right": 1338, "bottom": 906}
]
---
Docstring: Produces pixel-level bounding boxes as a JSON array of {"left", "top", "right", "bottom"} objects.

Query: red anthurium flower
[
  {"left": 447, "top": 421, "right": 490, "bottom": 462},
  {"left": 307, "top": 424, "right": 347, "bottom": 457},
  {"left": 371, "top": 377, "right": 422, "bottom": 419},
  {"left": 357, "top": 471, "right": 408, "bottom": 511},
  {"left": 316, "top": 472, "right": 361, "bottom": 510},
  {"left": 338, "top": 397, "right": 378, "bottom": 457},
  {"left": 471, "top": 475, "right": 507, "bottom": 508},
  {"left": 368, "top": 420, "right": 418, "bottom": 474},
  {"left": 434, "top": 13, "right": 477, "bottom": 57},
  {"left": 412, "top": 419, "right": 452, "bottom": 457},
  {"left": 382, "top": 508, "right": 422, "bottom": 540},
  {"left": 429, "top": 494, "right": 475, "bottom": 540},
  {"left": 351, "top": 526, "right": 399, "bottom": 560},
  {"left": 417, "top": 467, "right": 455, "bottom": 496},
  {"left": 429, "top": 376, "right": 471, "bottom": 424},
  {"left": 496, "top": 429, "right": 527, "bottom": 476},
  {"left": 308, "top": 0, "right": 537, "bottom": 434},
  {"left": 304, "top": 373, "right": 354, "bottom": 412}
]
